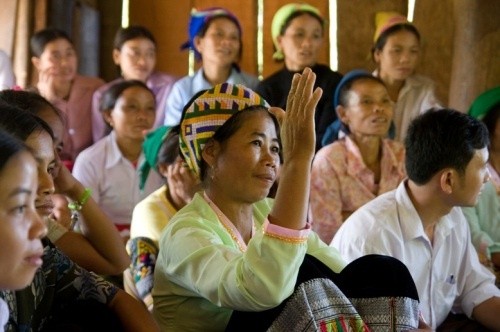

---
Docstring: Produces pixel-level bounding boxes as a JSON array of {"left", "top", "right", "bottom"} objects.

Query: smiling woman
[
  {"left": 73, "top": 80, "right": 164, "bottom": 241},
  {"left": 309, "top": 70, "right": 407, "bottom": 244}
]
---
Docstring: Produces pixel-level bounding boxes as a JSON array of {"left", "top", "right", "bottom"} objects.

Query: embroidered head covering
[
  {"left": 373, "top": 11, "right": 409, "bottom": 42},
  {"left": 180, "top": 7, "right": 241, "bottom": 60},
  {"left": 468, "top": 86, "right": 500, "bottom": 120},
  {"left": 271, "top": 3, "right": 324, "bottom": 61},
  {"left": 179, "top": 83, "right": 268, "bottom": 177},
  {"left": 138, "top": 125, "right": 171, "bottom": 190}
]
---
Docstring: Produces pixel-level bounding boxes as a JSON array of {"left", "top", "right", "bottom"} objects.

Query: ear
[
  {"left": 276, "top": 35, "right": 284, "bottom": 53},
  {"left": 31, "top": 56, "right": 41, "bottom": 70},
  {"left": 157, "top": 162, "right": 169, "bottom": 178},
  {"left": 336, "top": 105, "right": 349, "bottom": 125},
  {"left": 201, "top": 139, "right": 220, "bottom": 168},
  {"left": 438, "top": 169, "right": 455, "bottom": 195},
  {"left": 112, "top": 49, "right": 121, "bottom": 65},
  {"left": 193, "top": 36, "right": 203, "bottom": 54},
  {"left": 373, "top": 49, "right": 382, "bottom": 64},
  {"left": 102, "top": 110, "right": 113, "bottom": 127}
]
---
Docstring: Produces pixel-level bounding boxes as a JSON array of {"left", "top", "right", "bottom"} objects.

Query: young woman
[
  {"left": 371, "top": 11, "right": 440, "bottom": 141},
  {"left": 152, "top": 70, "right": 427, "bottom": 331},
  {"left": 0, "top": 103, "right": 159, "bottom": 332},
  {"left": 74, "top": 80, "right": 163, "bottom": 240},
  {"left": 0, "top": 130, "right": 46, "bottom": 331},
  {"left": 92, "top": 25, "right": 177, "bottom": 142},
  {"left": 256, "top": 3, "right": 343, "bottom": 151},
  {"left": 164, "top": 7, "right": 259, "bottom": 127},
  {"left": 309, "top": 70, "right": 406, "bottom": 243},
  {"left": 0, "top": 89, "right": 129, "bottom": 276},
  {"left": 30, "top": 28, "right": 105, "bottom": 168},
  {"left": 125, "top": 125, "right": 200, "bottom": 310}
]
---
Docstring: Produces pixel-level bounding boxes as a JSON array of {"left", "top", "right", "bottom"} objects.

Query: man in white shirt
[{"left": 332, "top": 109, "right": 500, "bottom": 330}]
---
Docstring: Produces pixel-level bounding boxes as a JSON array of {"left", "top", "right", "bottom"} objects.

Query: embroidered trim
[{"left": 264, "top": 230, "right": 308, "bottom": 244}]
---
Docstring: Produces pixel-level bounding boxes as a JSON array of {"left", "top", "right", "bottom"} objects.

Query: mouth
[
  {"left": 371, "top": 117, "right": 389, "bottom": 124},
  {"left": 25, "top": 250, "right": 44, "bottom": 268},
  {"left": 255, "top": 173, "right": 276, "bottom": 184},
  {"left": 35, "top": 201, "right": 54, "bottom": 216}
]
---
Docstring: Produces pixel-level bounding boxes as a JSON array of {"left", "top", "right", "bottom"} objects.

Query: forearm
[
  {"left": 109, "top": 289, "right": 160, "bottom": 332},
  {"left": 66, "top": 183, "right": 129, "bottom": 273},
  {"left": 472, "top": 297, "right": 500, "bottom": 331},
  {"left": 271, "top": 159, "right": 312, "bottom": 230}
]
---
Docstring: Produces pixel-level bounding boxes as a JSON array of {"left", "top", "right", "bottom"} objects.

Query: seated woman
[
  {"left": 92, "top": 25, "right": 177, "bottom": 142},
  {"left": 152, "top": 70, "right": 426, "bottom": 331},
  {"left": 256, "top": 3, "right": 342, "bottom": 151},
  {"left": 463, "top": 86, "right": 500, "bottom": 273},
  {"left": 125, "top": 125, "right": 200, "bottom": 310},
  {"left": 310, "top": 70, "right": 406, "bottom": 243},
  {"left": 30, "top": 28, "right": 105, "bottom": 168},
  {"left": 164, "top": 7, "right": 259, "bottom": 127},
  {"left": 0, "top": 89, "right": 129, "bottom": 276},
  {"left": 0, "top": 130, "right": 46, "bottom": 330},
  {"left": 0, "top": 103, "right": 158, "bottom": 331},
  {"left": 73, "top": 80, "right": 164, "bottom": 241}
]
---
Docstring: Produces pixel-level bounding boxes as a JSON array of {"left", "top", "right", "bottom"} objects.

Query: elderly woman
[{"left": 310, "top": 70, "right": 406, "bottom": 244}]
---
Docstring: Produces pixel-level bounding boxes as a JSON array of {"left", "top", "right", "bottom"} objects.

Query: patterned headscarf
[
  {"left": 271, "top": 3, "right": 324, "bottom": 61},
  {"left": 373, "top": 11, "right": 408, "bottom": 42},
  {"left": 180, "top": 7, "right": 241, "bottom": 60},
  {"left": 180, "top": 83, "right": 268, "bottom": 177}
]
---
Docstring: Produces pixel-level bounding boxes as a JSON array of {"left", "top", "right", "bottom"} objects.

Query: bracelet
[
  {"left": 68, "top": 188, "right": 92, "bottom": 211},
  {"left": 68, "top": 188, "right": 92, "bottom": 230}
]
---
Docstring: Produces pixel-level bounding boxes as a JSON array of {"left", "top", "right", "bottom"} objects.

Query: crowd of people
[{"left": 0, "top": 2, "right": 499, "bottom": 332}]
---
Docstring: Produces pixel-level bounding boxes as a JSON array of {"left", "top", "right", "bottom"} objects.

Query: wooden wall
[{"left": 0, "top": 0, "right": 498, "bottom": 112}]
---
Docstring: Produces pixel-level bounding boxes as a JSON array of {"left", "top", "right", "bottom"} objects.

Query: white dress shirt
[{"left": 331, "top": 181, "right": 500, "bottom": 328}]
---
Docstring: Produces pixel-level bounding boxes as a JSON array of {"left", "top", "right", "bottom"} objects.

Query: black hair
[
  {"left": 0, "top": 90, "right": 65, "bottom": 125},
  {"left": 405, "top": 109, "right": 489, "bottom": 184},
  {"left": 0, "top": 101, "right": 54, "bottom": 142},
  {"left": 481, "top": 102, "right": 500, "bottom": 143},
  {"left": 113, "top": 25, "right": 157, "bottom": 50},
  {"left": 371, "top": 23, "right": 420, "bottom": 61},
  {"left": 0, "top": 129, "right": 27, "bottom": 172},
  {"left": 157, "top": 125, "right": 181, "bottom": 167},
  {"left": 30, "top": 28, "right": 74, "bottom": 57}
]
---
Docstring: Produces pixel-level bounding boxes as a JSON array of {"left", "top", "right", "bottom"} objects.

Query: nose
[
  {"left": 263, "top": 149, "right": 279, "bottom": 168},
  {"left": 29, "top": 209, "right": 48, "bottom": 239},
  {"left": 38, "top": 169, "right": 55, "bottom": 198}
]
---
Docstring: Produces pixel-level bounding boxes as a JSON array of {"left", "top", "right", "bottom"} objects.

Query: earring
[{"left": 210, "top": 164, "right": 217, "bottom": 181}]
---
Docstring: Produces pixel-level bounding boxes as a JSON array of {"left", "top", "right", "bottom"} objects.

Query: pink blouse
[{"left": 309, "top": 136, "right": 406, "bottom": 243}]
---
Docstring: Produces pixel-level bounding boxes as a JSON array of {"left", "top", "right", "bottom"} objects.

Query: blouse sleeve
[{"left": 158, "top": 215, "right": 310, "bottom": 311}]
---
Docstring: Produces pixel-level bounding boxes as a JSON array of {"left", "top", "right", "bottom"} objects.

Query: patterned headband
[{"left": 179, "top": 83, "right": 268, "bottom": 177}]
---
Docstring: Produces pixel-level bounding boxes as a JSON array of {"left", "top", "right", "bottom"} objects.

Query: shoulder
[
  {"left": 148, "top": 71, "right": 177, "bottom": 86},
  {"left": 407, "top": 74, "right": 436, "bottom": 88},
  {"left": 383, "top": 139, "right": 405, "bottom": 154},
  {"left": 314, "top": 141, "right": 346, "bottom": 164},
  {"left": 74, "top": 136, "right": 109, "bottom": 162},
  {"left": 312, "top": 64, "right": 343, "bottom": 81},
  {"left": 74, "top": 75, "right": 106, "bottom": 89}
]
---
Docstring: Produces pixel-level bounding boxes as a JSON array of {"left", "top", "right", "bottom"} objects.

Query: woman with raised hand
[
  {"left": 310, "top": 70, "right": 406, "bottom": 244},
  {"left": 74, "top": 80, "right": 163, "bottom": 241},
  {"left": 30, "top": 28, "right": 105, "bottom": 168},
  {"left": 164, "top": 7, "right": 259, "bottom": 127},
  {"left": 256, "top": 3, "right": 342, "bottom": 151},
  {"left": 0, "top": 89, "right": 129, "bottom": 276},
  {"left": 0, "top": 103, "right": 159, "bottom": 332},
  {"left": 92, "top": 25, "right": 177, "bottom": 142},
  {"left": 0, "top": 130, "right": 46, "bottom": 331}
]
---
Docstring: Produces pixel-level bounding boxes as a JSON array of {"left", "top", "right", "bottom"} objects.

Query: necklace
[{"left": 203, "top": 192, "right": 255, "bottom": 253}]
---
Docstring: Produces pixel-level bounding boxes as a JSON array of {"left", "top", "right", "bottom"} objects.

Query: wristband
[{"left": 68, "top": 188, "right": 92, "bottom": 230}]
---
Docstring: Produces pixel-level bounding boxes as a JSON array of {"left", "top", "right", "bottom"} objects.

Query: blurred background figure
[{"left": 0, "top": 50, "right": 16, "bottom": 90}]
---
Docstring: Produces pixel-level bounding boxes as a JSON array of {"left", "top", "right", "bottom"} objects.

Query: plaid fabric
[{"left": 179, "top": 83, "right": 268, "bottom": 177}]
